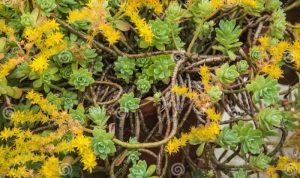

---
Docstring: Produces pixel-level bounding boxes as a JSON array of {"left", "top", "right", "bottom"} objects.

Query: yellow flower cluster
[
  {"left": 258, "top": 36, "right": 270, "bottom": 51},
  {"left": 0, "top": 58, "right": 22, "bottom": 80},
  {"left": 206, "top": 107, "right": 222, "bottom": 122},
  {"left": 0, "top": 19, "right": 16, "bottom": 41},
  {"left": 266, "top": 166, "right": 277, "bottom": 178},
  {"left": 199, "top": 65, "right": 211, "bottom": 91},
  {"left": 171, "top": 85, "right": 188, "bottom": 95},
  {"left": 26, "top": 90, "right": 59, "bottom": 117},
  {"left": 172, "top": 85, "right": 211, "bottom": 111},
  {"left": 0, "top": 127, "right": 20, "bottom": 141},
  {"left": 122, "top": 0, "right": 160, "bottom": 44},
  {"left": 72, "top": 135, "right": 97, "bottom": 173},
  {"left": 289, "top": 41, "right": 300, "bottom": 68},
  {"left": 165, "top": 122, "right": 220, "bottom": 155},
  {"left": 165, "top": 133, "right": 191, "bottom": 155},
  {"left": 190, "top": 122, "right": 220, "bottom": 142},
  {"left": 99, "top": 23, "right": 121, "bottom": 45},
  {"left": 24, "top": 20, "right": 66, "bottom": 73},
  {"left": 270, "top": 41, "right": 289, "bottom": 63},
  {"left": 39, "top": 157, "right": 60, "bottom": 178},
  {"left": 261, "top": 63, "right": 283, "bottom": 79},
  {"left": 24, "top": 19, "right": 60, "bottom": 43},
  {"left": 68, "top": 8, "right": 96, "bottom": 24},
  {"left": 11, "top": 110, "right": 49, "bottom": 125},
  {"left": 0, "top": 90, "right": 90, "bottom": 177},
  {"left": 256, "top": 39, "right": 293, "bottom": 79},
  {"left": 257, "top": 39, "right": 300, "bottom": 78},
  {"left": 68, "top": 0, "right": 121, "bottom": 45},
  {"left": 276, "top": 156, "right": 300, "bottom": 175},
  {"left": 224, "top": 0, "right": 257, "bottom": 7}
]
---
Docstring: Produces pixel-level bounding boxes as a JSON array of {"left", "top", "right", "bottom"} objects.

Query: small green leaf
[{"left": 196, "top": 142, "right": 206, "bottom": 157}]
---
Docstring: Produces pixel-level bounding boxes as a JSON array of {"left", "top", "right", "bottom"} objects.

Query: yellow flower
[
  {"left": 206, "top": 108, "right": 222, "bottom": 122},
  {"left": 25, "top": 90, "right": 58, "bottom": 116},
  {"left": 0, "top": 19, "right": 16, "bottom": 41},
  {"left": 190, "top": 122, "right": 220, "bottom": 142},
  {"left": 81, "top": 150, "right": 97, "bottom": 173},
  {"left": 289, "top": 41, "right": 300, "bottom": 68},
  {"left": 124, "top": 6, "right": 154, "bottom": 44},
  {"left": 72, "top": 135, "right": 91, "bottom": 152},
  {"left": 144, "top": 0, "right": 163, "bottom": 14},
  {"left": 45, "top": 32, "right": 64, "bottom": 48},
  {"left": 186, "top": 91, "right": 198, "bottom": 99},
  {"left": 171, "top": 85, "right": 188, "bottom": 95},
  {"left": 211, "top": 0, "right": 224, "bottom": 9},
  {"left": 0, "top": 58, "right": 21, "bottom": 80},
  {"left": 270, "top": 41, "right": 290, "bottom": 64},
  {"left": 241, "top": 0, "right": 257, "bottom": 7},
  {"left": 258, "top": 36, "right": 270, "bottom": 50},
  {"left": 276, "top": 156, "right": 289, "bottom": 170},
  {"left": 261, "top": 63, "right": 283, "bottom": 79},
  {"left": 165, "top": 133, "right": 190, "bottom": 155},
  {"left": 72, "top": 135, "right": 97, "bottom": 172},
  {"left": 30, "top": 55, "right": 49, "bottom": 73},
  {"left": 266, "top": 166, "right": 277, "bottom": 178},
  {"left": 99, "top": 23, "right": 121, "bottom": 45},
  {"left": 199, "top": 65, "right": 211, "bottom": 91},
  {"left": 0, "top": 127, "right": 18, "bottom": 141},
  {"left": 39, "top": 157, "right": 60, "bottom": 178}
]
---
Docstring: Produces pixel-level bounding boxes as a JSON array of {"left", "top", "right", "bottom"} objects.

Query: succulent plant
[
  {"left": 233, "top": 121, "right": 264, "bottom": 154},
  {"left": 250, "top": 154, "right": 271, "bottom": 169},
  {"left": 140, "top": 19, "right": 170, "bottom": 50},
  {"left": 46, "top": 92, "right": 62, "bottom": 110},
  {"left": 265, "top": 0, "right": 282, "bottom": 11},
  {"left": 258, "top": 108, "right": 283, "bottom": 130},
  {"left": 119, "top": 93, "right": 140, "bottom": 113},
  {"left": 191, "top": 0, "right": 215, "bottom": 19},
  {"left": 69, "top": 68, "right": 94, "bottom": 91},
  {"left": 53, "top": 50, "right": 73, "bottom": 65},
  {"left": 136, "top": 57, "right": 152, "bottom": 68},
  {"left": 218, "top": 127, "right": 240, "bottom": 149},
  {"left": 93, "top": 59, "right": 104, "bottom": 74},
  {"left": 114, "top": 56, "right": 136, "bottom": 83},
  {"left": 128, "top": 160, "right": 156, "bottom": 178},
  {"left": 127, "top": 137, "right": 141, "bottom": 164},
  {"left": 236, "top": 60, "right": 249, "bottom": 73},
  {"left": 32, "top": 66, "right": 61, "bottom": 93},
  {"left": 92, "top": 129, "right": 116, "bottom": 160},
  {"left": 216, "top": 63, "right": 239, "bottom": 84},
  {"left": 165, "top": 1, "right": 182, "bottom": 22},
  {"left": 62, "top": 91, "right": 78, "bottom": 110},
  {"left": 70, "top": 104, "right": 86, "bottom": 125},
  {"left": 146, "top": 55, "right": 175, "bottom": 81},
  {"left": 242, "top": 0, "right": 265, "bottom": 16},
  {"left": 233, "top": 169, "right": 247, "bottom": 178},
  {"left": 56, "top": 0, "right": 77, "bottom": 14},
  {"left": 20, "top": 13, "right": 34, "bottom": 27},
  {"left": 213, "top": 20, "right": 242, "bottom": 60},
  {"left": 36, "top": 0, "right": 56, "bottom": 14},
  {"left": 136, "top": 78, "right": 151, "bottom": 94},
  {"left": 59, "top": 65, "right": 73, "bottom": 79},
  {"left": 249, "top": 46, "right": 261, "bottom": 60},
  {"left": 207, "top": 86, "right": 222, "bottom": 103},
  {"left": 246, "top": 75, "right": 279, "bottom": 106},
  {"left": 270, "top": 9, "right": 286, "bottom": 40},
  {"left": 88, "top": 105, "right": 109, "bottom": 128}
]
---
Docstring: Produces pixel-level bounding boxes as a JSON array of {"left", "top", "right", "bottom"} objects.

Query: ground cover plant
[{"left": 0, "top": 0, "right": 300, "bottom": 177}]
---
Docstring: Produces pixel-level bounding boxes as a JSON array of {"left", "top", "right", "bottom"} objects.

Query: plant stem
[{"left": 187, "top": 25, "right": 202, "bottom": 53}]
